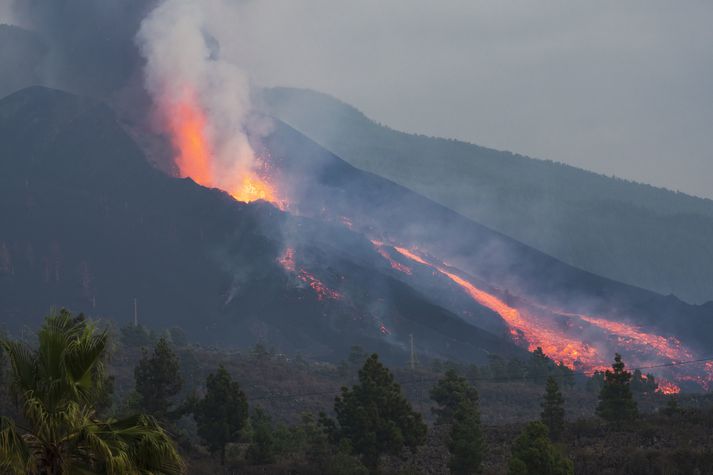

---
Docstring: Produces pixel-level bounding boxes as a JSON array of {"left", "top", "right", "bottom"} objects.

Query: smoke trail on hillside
[{"left": 136, "top": 0, "right": 273, "bottom": 200}]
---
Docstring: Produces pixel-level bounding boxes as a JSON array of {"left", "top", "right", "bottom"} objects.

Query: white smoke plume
[{"left": 136, "top": 0, "right": 261, "bottom": 193}]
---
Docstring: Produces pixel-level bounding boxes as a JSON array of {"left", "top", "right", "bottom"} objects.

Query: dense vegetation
[
  {"left": 2, "top": 312, "right": 712, "bottom": 474},
  {"left": 0, "top": 311, "right": 183, "bottom": 474},
  {"left": 263, "top": 87, "right": 713, "bottom": 304}
]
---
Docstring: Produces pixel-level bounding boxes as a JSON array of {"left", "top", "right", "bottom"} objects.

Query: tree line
[{"left": 0, "top": 311, "right": 652, "bottom": 474}]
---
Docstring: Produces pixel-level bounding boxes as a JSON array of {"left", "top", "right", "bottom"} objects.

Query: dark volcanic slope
[
  {"left": 0, "top": 86, "right": 521, "bottom": 364},
  {"left": 259, "top": 119, "right": 713, "bottom": 351},
  {"left": 262, "top": 86, "right": 713, "bottom": 305}
]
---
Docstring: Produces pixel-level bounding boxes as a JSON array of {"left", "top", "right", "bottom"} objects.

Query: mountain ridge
[{"left": 260, "top": 86, "right": 713, "bottom": 304}]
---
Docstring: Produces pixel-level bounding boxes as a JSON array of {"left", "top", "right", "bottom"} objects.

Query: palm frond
[
  {"left": 0, "top": 417, "right": 30, "bottom": 474},
  {"left": 2, "top": 339, "right": 38, "bottom": 399},
  {"left": 2, "top": 312, "right": 185, "bottom": 474}
]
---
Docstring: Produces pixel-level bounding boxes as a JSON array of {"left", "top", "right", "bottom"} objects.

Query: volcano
[
  {"left": 0, "top": 86, "right": 520, "bottom": 364},
  {"left": 1, "top": 86, "right": 712, "bottom": 389}
]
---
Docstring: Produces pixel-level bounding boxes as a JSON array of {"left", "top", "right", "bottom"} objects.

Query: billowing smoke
[
  {"left": 137, "top": 0, "right": 255, "bottom": 191},
  {"left": 136, "top": 0, "right": 270, "bottom": 201}
]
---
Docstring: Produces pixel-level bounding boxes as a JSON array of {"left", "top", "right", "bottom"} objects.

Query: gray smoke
[
  {"left": 136, "top": 0, "right": 264, "bottom": 193},
  {"left": 3, "top": 0, "right": 155, "bottom": 96}
]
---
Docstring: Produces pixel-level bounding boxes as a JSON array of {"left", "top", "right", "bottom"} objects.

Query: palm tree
[{"left": 0, "top": 310, "right": 184, "bottom": 474}]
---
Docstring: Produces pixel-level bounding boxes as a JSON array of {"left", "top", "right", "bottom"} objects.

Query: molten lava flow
[
  {"left": 278, "top": 247, "right": 296, "bottom": 272},
  {"left": 383, "top": 243, "right": 713, "bottom": 388},
  {"left": 393, "top": 247, "right": 430, "bottom": 266},
  {"left": 278, "top": 248, "right": 341, "bottom": 301},
  {"left": 391, "top": 246, "right": 599, "bottom": 367},
  {"left": 300, "top": 271, "right": 342, "bottom": 301},
  {"left": 577, "top": 315, "right": 693, "bottom": 363},
  {"left": 165, "top": 92, "right": 286, "bottom": 209},
  {"left": 657, "top": 380, "right": 681, "bottom": 395},
  {"left": 371, "top": 241, "right": 412, "bottom": 275}
]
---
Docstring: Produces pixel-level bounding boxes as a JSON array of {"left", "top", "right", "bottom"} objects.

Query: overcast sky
[
  {"left": 218, "top": 0, "right": 713, "bottom": 199},
  {"left": 2, "top": 1, "right": 711, "bottom": 199}
]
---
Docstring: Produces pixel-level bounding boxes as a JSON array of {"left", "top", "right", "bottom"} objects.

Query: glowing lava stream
[
  {"left": 370, "top": 240, "right": 413, "bottom": 275},
  {"left": 389, "top": 246, "right": 599, "bottom": 367},
  {"left": 575, "top": 315, "right": 693, "bottom": 363},
  {"left": 165, "top": 92, "right": 286, "bottom": 209},
  {"left": 657, "top": 380, "right": 681, "bottom": 395},
  {"left": 381, "top": 244, "right": 710, "bottom": 392},
  {"left": 278, "top": 248, "right": 341, "bottom": 301}
]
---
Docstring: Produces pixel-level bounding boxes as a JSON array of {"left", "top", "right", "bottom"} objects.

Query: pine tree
[
  {"left": 246, "top": 407, "right": 276, "bottom": 465},
  {"left": 540, "top": 376, "right": 565, "bottom": 441},
  {"left": 555, "top": 362, "right": 575, "bottom": 388},
  {"left": 430, "top": 369, "right": 479, "bottom": 424},
  {"left": 662, "top": 395, "right": 680, "bottom": 416},
  {"left": 596, "top": 353, "right": 638, "bottom": 423},
  {"left": 488, "top": 354, "right": 508, "bottom": 380},
  {"left": 448, "top": 398, "right": 484, "bottom": 474},
  {"left": 431, "top": 369, "right": 484, "bottom": 474},
  {"left": 630, "top": 369, "right": 658, "bottom": 394},
  {"left": 195, "top": 365, "right": 248, "bottom": 465},
  {"left": 134, "top": 336, "right": 183, "bottom": 418},
  {"left": 530, "top": 347, "right": 551, "bottom": 383},
  {"left": 331, "top": 354, "right": 427, "bottom": 470},
  {"left": 508, "top": 421, "right": 573, "bottom": 475}
]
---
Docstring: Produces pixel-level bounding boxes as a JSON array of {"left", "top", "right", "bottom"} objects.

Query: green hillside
[{"left": 261, "top": 87, "right": 713, "bottom": 304}]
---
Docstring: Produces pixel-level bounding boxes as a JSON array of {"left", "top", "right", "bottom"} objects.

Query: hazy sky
[
  {"left": 2, "top": 1, "right": 711, "bottom": 199},
  {"left": 219, "top": 0, "right": 713, "bottom": 199}
]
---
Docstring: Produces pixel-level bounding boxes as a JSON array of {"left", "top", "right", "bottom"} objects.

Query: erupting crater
[
  {"left": 164, "top": 91, "right": 287, "bottom": 209},
  {"left": 159, "top": 87, "right": 710, "bottom": 392}
]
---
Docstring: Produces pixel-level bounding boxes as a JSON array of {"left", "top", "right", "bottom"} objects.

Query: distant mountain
[
  {"left": 0, "top": 86, "right": 522, "bottom": 363},
  {"left": 261, "top": 87, "right": 713, "bottom": 304}
]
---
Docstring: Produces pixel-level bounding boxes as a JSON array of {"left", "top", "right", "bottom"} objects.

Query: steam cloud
[{"left": 136, "top": 0, "right": 260, "bottom": 187}]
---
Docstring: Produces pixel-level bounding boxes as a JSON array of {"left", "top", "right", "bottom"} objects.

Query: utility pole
[
  {"left": 409, "top": 334, "right": 417, "bottom": 371},
  {"left": 133, "top": 298, "right": 138, "bottom": 327}
]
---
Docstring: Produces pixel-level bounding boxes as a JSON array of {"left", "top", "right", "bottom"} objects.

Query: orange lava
[
  {"left": 164, "top": 91, "right": 285, "bottom": 208},
  {"left": 393, "top": 246, "right": 430, "bottom": 266},
  {"left": 385, "top": 244, "right": 713, "bottom": 389},
  {"left": 371, "top": 241, "right": 412, "bottom": 275},
  {"left": 300, "top": 270, "right": 342, "bottom": 301},
  {"left": 278, "top": 247, "right": 296, "bottom": 272},
  {"left": 657, "top": 379, "right": 681, "bottom": 395},
  {"left": 278, "top": 248, "right": 341, "bottom": 301},
  {"left": 392, "top": 246, "right": 598, "bottom": 367},
  {"left": 578, "top": 315, "right": 693, "bottom": 363},
  {"left": 230, "top": 173, "right": 282, "bottom": 208},
  {"left": 166, "top": 95, "right": 213, "bottom": 187}
]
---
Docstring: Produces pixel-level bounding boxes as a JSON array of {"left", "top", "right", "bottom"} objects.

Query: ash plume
[{"left": 136, "top": 0, "right": 267, "bottom": 196}]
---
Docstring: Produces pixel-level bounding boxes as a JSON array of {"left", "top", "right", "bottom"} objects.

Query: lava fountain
[
  {"left": 165, "top": 91, "right": 286, "bottom": 209},
  {"left": 138, "top": 0, "right": 286, "bottom": 209}
]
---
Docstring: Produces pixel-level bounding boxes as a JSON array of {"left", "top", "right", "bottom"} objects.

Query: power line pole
[
  {"left": 133, "top": 298, "right": 138, "bottom": 327},
  {"left": 409, "top": 334, "right": 417, "bottom": 371}
]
